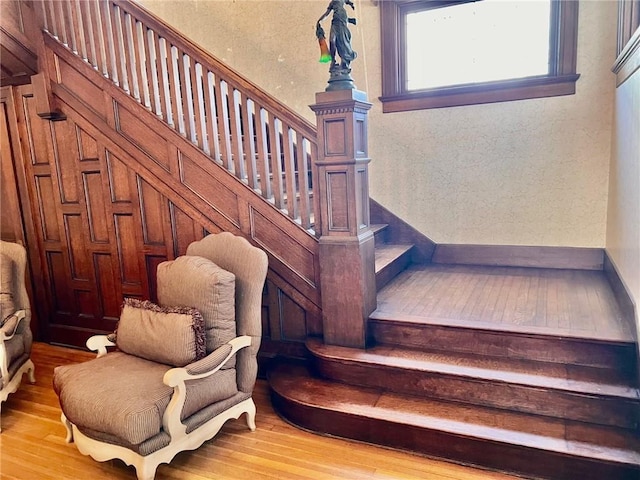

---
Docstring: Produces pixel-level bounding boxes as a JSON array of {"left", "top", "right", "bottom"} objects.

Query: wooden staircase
[{"left": 270, "top": 224, "right": 640, "bottom": 479}]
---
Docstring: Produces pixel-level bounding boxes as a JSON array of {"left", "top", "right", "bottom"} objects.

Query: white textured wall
[
  {"left": 142, "top": 0, "right": 617, "bottom": 247},
  {"left": 607, "top": 65, "right": 640, "bottom": 339}
]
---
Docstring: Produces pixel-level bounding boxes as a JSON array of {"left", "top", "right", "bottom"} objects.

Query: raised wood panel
[
  {"left": 137, "top": 176, "right": 167, "bottom": 246},
  {"left": 51, "top": 120, "right": 81, "bottom": 203},
  {"left": 169, "top": 202, "right": 209, "bottom": 257},
  {"left": 178, "top": 152, "right": 240, "bottom": 227},
  {"left": 106, "top": 150, "right": 132, "bottom": 203},
  {"left": 75, "top": 289, "right": 98, "bottom": 321},
  {"left": 19, "top": 93, "right": 50, "bottom": 165},
  {"left": 77, "top": 127, "right": 98, "bottom": 160},
  {"left": 83, "top": 171, "right": 109, "bottom": 243},
  {"left": 115, "top": 101, "right": 170, "bottom": 171},
  {"left": 56, "top": 55, "right": 107, "bottom": 121},
  {"left": 34, "top": 175, "right": 60, "bottom": 242},
  {"left": 63, "top": 213, "right": 90, "bottom": 281},
  {"left": 47, "top": 250, "right": 72, "bottom": 318},
  {"left": 249, "top": 206, "right": 317, "bottom": 288},
  {"left": 114, "top": 213, "right": 141, "bottom": 286},
  {"left": 145, "top": 254, "right": 168, "bottom": 304},
  {"left": 280, "top": 291, "right": 307, "bottom": 342},
  {"left": 93, "top": 253, "right": 121, "bottom": 324}
]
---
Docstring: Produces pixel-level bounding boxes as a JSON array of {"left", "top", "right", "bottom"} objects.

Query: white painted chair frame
[{"left": 62, "top": 334, "right": 256, "bottom": 480}]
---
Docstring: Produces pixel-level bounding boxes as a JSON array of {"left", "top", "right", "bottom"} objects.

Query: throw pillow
[{"left": 115, "top": 298, "right": 206, "bottom": 367}]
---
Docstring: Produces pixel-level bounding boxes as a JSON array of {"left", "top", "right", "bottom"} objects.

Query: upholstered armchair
[
  {"left": 0, "top": 240, "right": 36, "bottom": 432},
  {"left": 53, "top": 233, "right": 268, "bottom": 480}
]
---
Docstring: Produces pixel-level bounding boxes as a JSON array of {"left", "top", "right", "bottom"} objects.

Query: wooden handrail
[{"left": 39, "top": 0, "right": 317, "bottom": 231}]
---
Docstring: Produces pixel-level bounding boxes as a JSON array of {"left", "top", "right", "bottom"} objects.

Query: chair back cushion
[
  {"left": 115, "top": 298, "right": 206, "bottom": 367},
  {"left": 156, "top": 256, "right": 236, "bottom": 358},
  {"left": 0, "top": 253, "right": 16, "bottom": 325},
  {"left": 186, "top": 233, "right": 268, "bottom": 393}
]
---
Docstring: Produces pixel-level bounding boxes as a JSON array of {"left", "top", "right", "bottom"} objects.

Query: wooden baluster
[
  {"left": 77, "top": 0, "right": 96, "bottom": 67},
  {"left": 310, "top": 140, "right": 320, "bottom": 231},
  {"left": 112, "top": 5, "right": 130, "bottom": 94},
  {"left": 122, "top": 12, "right": 140, "bottom": 102},
  {"left": 228, "top": 88, "right": 245, "bottom": 180},
  {"left": 297, "top": 134, "right": 312, "bottom": 229},
  {"left": 62, "top": 0, "right": 78, "bottom": 53},
  {"left": 145, "top": 29, "right": 162, "bottom": 117},
  {"left": 99, "top": 0, "right": 119, "bottom": 84},
  {"left": 53, "top": 1, "right": 68, "bottom": 46},
  {"left": 243, "top": 98, "right": 259, "bottom": 191},
  {"left": 133, "top": 19, "right": 151, "bottom": 109},
  {"left": 91, "top": 0, "right": 109, "bottom": 77},
  {"left": 215, "top": 79, "right": 233, "bottom": 172},
  {"left": 39, "top": 0, "right": 50, "bottom": 32},
  {"left": 188, "top": 58, "right": 206, "bottom": 150},
  {"left": 176, "top": 50, "right": 193, "bottom": 140},
  {"left": 166, "top": 44, "right": 183, "bottom": 134},
  {"left": 268, "top": 116, "right": 285, "bottom": 210},
  {"left": 155, "top": 37, "right": 172, "bottom": 127},
  {"left": 179, "top": 52, "right": 195, "bottom": 142},
  {"left": 202, "top": 71, "right": 220, "bottom": 161},
  {"left": 254, "top": 106, "right": 271, "bottom": 200},
  {"left": 282, "top": 122, "right": 299, "bottom": 220}
]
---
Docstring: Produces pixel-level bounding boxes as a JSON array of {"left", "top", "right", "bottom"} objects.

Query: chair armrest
[
  {"left": 86, "top": 335, "right": 116, "bottom": 358},
  {"left": 0, "top": 310, "right": 26, "bottom": 341},
  {"left": 161, "top": 335, "right": 252, "bottom": 438}
]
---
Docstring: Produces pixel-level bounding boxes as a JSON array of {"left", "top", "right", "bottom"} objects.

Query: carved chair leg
[
  {"left": 136, "top": 460, "right": 158, "bottom": 480},
  {"left": 61, "top": 412, "right": 74, "bottom": 443},
  {"left": 26, "top": 359, "right": 35, "bottom": 383},
  {"left": 245, "top": 399, "right": 257, "bottom": 431}
]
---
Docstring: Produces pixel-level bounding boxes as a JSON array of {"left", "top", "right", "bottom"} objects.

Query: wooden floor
[
  {"left": 376, "top": 264, "right": 633, "bottom": 342},
  {"left": 0, "top": 343, "right": 523, "bottom": 480}
]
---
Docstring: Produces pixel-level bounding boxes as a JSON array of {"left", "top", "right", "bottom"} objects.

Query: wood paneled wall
[{"left": 2, "top": 38, "right": 322, "bottom": 352}]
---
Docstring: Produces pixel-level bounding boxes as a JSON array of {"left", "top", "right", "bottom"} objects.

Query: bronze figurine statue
[{"left": 316, "top": 0, "right": 358, "bottom": 90}]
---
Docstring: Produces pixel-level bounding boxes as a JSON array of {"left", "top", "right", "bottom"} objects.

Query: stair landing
[{"left": 374, "top": 263, "right": 634, "bottom": 342}]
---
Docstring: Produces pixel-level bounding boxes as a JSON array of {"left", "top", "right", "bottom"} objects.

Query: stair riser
[
  {"left": 312, "top": 359, "right": 639, "bottom": 430},
  {"left": 376, "top": 249, "right": 412, "bottom": 291},
  {"left": 271, "top": 389, "right": 640, "bottom": 480},
  {"left": 371, "top": 321, "right": 638, "bottom": 373}
]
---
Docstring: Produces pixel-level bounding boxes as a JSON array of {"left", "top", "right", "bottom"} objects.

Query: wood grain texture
[
  {"left": 376, "top": 264, "right": 634, "bottom": 342},
  {"left": 269, "top": 362, "right": 640, "bottom": 480},
  {"left": 0, "top": 342, "right": 524, "bottom": 480}
]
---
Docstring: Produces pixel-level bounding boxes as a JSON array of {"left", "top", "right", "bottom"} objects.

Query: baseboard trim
[
  {"left": 603, "top": 252, "right": 639, "bottom": 343},
  {"left": 432, "top": 244, "right": 604, "bottom": 270}
]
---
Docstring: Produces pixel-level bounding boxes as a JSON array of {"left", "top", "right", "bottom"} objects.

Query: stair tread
[
  {"left": 270, "top": 363, "right": 640, "bottom": 466},
  {"left": 307, "top": 338, "right": 640, "bottom": 399},
  {"left": 370, "top": 309, "right": 636, "bottom": 344},
  {"left": 375, "top": 243, "right": 413, "bottom": 271},
  {"left": 370, "top": 224, "right": 388, "bottom": 235}
]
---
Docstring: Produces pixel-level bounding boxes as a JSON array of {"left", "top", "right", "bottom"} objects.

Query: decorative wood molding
[
  {"left": 603, "top": 251, "right": 639, "bottom": 344},
  {"left": 379, "top": 0, "right": 580, "bottom": 112},
  {"left": 432, "top": 244, "right": 604, "bottom": 270},
  {"left": 612, "top": 24, "right": 640, "bottom": 86}
]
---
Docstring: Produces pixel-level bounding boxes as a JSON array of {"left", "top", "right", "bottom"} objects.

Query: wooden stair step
[
  {"left": 374, "top": 243, "right": 413, "bottom": 290},
  {"left": 370, "top": 223, "right": 388, "bottom": 245},
  {"left": 306, "top": 338, "right": 640, "bottom": 429},
  {"left": 370, "top": 312, "right": 638, "bottom": 372},
  {"left": 268, "top": 362, "right": 640, "bottom": 480}
]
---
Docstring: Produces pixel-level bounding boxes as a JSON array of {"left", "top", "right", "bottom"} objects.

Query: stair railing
[{"left": 37, "top": 0, "right": 317, "bottom": 231}]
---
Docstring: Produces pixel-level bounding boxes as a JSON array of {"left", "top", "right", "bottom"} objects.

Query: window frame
[{"left": 379, "top": 0, "right": 580, "bottom": 113}]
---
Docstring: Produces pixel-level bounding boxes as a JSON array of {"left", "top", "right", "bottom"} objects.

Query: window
[{"left": 380, "top": 0, "right": 580, "bottom": 112}]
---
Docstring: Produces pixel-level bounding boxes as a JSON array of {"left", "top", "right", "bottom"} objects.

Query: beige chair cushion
[
  {"left": 157, "top": 256, "right": 236, "bottom": 357},
  {"left": 116, "top": 298, "right": 206, "bottom": 367},
  {"left": 53, "top": 351, "right": 238, "bottom": 446},
  {"left": 0, "top": 253, "right": 16, "bottom": 325}
]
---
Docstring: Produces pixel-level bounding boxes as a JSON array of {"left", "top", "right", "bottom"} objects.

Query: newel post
[{"left": 310, "top": 89, "right": 376, "bottom": 348}]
